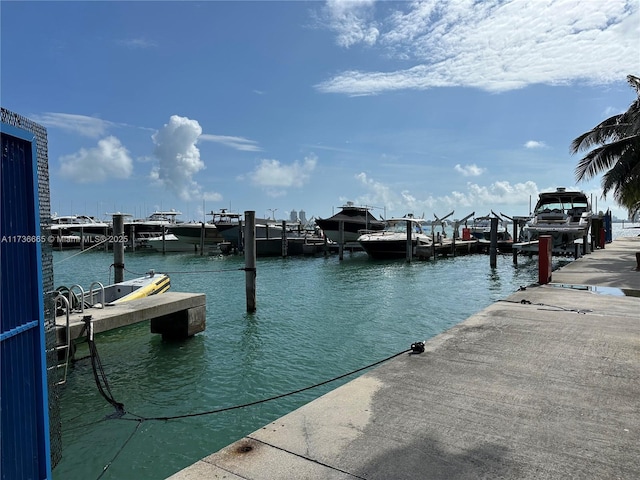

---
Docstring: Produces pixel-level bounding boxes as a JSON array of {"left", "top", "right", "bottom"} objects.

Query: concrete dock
[
  {"left": 55, "top": 292, "right": 206, "bottom": 344},
  {"left": 170, "top": 236, "right": 639, "bottom": 480}
]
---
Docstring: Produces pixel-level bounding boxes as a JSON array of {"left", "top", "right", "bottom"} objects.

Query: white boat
[
  {"left": 357, "top": 216, "right": 433, "bottom": 259},
  {"left": 316, "top": 202, "right": 385, "bottom": 243},
  {"left": 521, "top": 188, "right": 592, "bottom": 250},
  {"left": 140, "top": 233, "right": 210, "bottom": 253},
  {"left": 51, "top": 214, "right": 109, "bottom": 248},
  {"left": 168, "top": 218, "right": 225, "bottom": 248},
  {"left": 467, "top": 214, "right": 513, "bottom": 252},
  {"left": 210, "top": 209, "right": 283, "bottom": 248},
  {"left": 55, "top": 270, "right": 171, "bottom": 313},
  {"left": 125, "top": 210, "right": 182, "bottom": 244}
]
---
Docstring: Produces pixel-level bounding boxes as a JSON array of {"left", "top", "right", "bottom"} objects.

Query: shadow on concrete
[{"left": 355, "top": 434, "right": 517, "bottom": 480}]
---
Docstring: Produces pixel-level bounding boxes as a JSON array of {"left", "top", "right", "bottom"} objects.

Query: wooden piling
[
  {"left": 113, "top": 214, "right": 125, "bottom": 283},
  {"left": 199, "top": 222, "right": 205, "bottom": 256},
  {"left": 245, "top": 211, "right": 257, "bottom": 312},
  {"left": 130, "top": 225, "right": 136, "bottom": 252},
  {"left": 281, "top": 220, "right": 287, "bottom": 257},
  {"left": 406, "top": 219, "right": 412, "bottom": 262},
  {"left": 338, "top": 220, "right": 344, "bottom": 261},
  {"left": 490, "top": 217, "right": 498, "bottom": 268}
]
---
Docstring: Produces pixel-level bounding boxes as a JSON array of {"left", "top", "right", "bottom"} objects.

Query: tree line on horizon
[{"left": 571, "top": 74, "right": 640, "bottom": 219}]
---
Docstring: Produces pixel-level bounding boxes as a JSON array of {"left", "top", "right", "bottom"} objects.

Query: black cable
[
  {"left": 96, "top": 420, "right": 142, "bottom": 480},
  {"left": 87, "top": 334, "right": 125, "bottom": 417},
  {"left": 497, "top": 298, "right": 592, "bottom": 314},
  {"left": 122, "top": 348, "right": 411, "bottom": 423}
]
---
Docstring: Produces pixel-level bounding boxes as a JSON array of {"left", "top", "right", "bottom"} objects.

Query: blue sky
[{"left": 2, "top": 0, "right": 638, "bottom": 222}]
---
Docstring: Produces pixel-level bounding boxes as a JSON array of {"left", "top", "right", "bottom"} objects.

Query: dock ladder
[{"left": 50, "top": 293, "right": 71, "bottom": 386}]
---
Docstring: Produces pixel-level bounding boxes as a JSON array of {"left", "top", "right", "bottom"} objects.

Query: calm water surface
[{"left": 51, "top": 224, "right": 639, "bottom": 479}]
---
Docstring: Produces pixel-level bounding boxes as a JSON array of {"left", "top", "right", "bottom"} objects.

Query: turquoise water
[{"left": 51, "top": 224, "right": 638, "bottom": 479}]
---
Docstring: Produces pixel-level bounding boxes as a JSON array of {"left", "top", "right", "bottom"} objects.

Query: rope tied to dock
[{"left": 498, "top": 298, "right": 593, "bottom": 314}]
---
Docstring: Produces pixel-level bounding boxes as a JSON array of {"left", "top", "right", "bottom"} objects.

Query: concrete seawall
[{"left": 170, "top": 236, "right": 640, "bottom": 479}]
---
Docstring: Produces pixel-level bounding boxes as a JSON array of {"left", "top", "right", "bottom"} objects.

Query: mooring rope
[{"left": 52, "top": 238, "right": 109, "bottom": 265}]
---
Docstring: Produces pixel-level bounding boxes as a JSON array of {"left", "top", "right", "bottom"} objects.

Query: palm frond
[{"left": 574, "top": 136, "right": 638, "bottom": 182}]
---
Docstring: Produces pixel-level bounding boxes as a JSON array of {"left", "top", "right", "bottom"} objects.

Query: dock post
[
  {"left": 245, "top": 211, "right": 256, "bottom": 312},
  {"left": 104, "top": 226, "right": 109, "bottom": 252},
  {"left": 281, "top": 220, "right": 287, "bottom": 257},
  {"left": 431, "top": 225, "right": 436, "bottom": 260},
  {"left": 80, "top": 226, "right": 85, "bottom": 251},
  {"left": 338, "top": 220, "right": 344, "bottom": 261},
  {"left": 451, "top": 227, "right": 456, "bottom": 257},
  {"left": 130, "top": 225, "right": 136, "bottom": 252},
  {"left": 489, "top": 217, "right": 498, "bottom": 268},
  {"left": 538, "top": 235, "right": 552, "bottom": 284},
  {"left": 162, "top": 227, "right": 166, "bottom": 254},
  {"left": 406, "top": 219, "right": 412, "bottom": 262},
  {"left": 199, "top": 222, "right": 205, "bottom": 256},
  {"left": 113, "top": 214, "right": 125, "bottom": 283}
]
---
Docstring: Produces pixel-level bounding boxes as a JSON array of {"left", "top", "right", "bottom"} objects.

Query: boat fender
[{"left": 410, "top": 341, "right": 425, "bottom": 354}]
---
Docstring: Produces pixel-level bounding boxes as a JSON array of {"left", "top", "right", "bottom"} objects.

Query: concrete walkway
[{"left": 170, "top": 237, "right": 640, "bottom": 480}]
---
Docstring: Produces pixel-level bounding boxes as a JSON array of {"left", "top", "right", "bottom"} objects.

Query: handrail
[
  {"left": 68, "top": 284, "right": 85, "bottom": 313},
  {"left": 89, "top": 281, "right": 105, "bottom": 308}
]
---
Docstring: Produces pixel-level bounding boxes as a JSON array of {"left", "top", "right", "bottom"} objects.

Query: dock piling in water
[
  {"left": 245, "top": 211, "right": 257, "bottom": 312},
  {"left": 113, "top": 214, "right": 125, "bottom": 283}
]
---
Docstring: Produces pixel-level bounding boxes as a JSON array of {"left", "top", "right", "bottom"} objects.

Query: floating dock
[{"left": 170, "top": 236, "right": 640, "bottom": 479}]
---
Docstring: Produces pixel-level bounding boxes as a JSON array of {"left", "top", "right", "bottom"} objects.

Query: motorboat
[
  {"left": 211, "top": 209, "right": 284, "bottom": 249},
  {"left": 55, "top": 270, "right": 170, "bottom": 313},
  {"left": 357, "top": 215, "right": 433, "bottom": 259},
  {"left": 167, "top": 219, "right": 225, "bottom": 249},
  {"left": 315, "top": 202, "right": 386, "bottom": 244},
  {"left": 521, "top": 188, "right": 592, "bottom": 250},
  {"left": 467, "top": 214, "right": 513, "bottom": 252},
  {"left": 51, "top": 214, "right": 109, "bottom": 248},
  {"left": 125, "top": 210, "right": 182, "bottom": 244}
]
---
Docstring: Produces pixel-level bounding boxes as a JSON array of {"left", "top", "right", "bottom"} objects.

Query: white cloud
[
  {"left": 446, "top": 181, "right": 539, "bottom": 209},
  {"left": 524, "top": 140, "right": 546, "bottom": 149},
  {"left": 32, "top": 112, "right": 113, "bottom": 138},
  {"left": 151, "top": 115, "right": 221, "bottom": 201},
  {"left": 355, "top": 172, "right": 539, "bottom": 217},
  {"left": 247, "top": 155, "right": 317, "bottom": 193},
  {"left": 117, "top": 38, "right": 157, "bottom": 48},
  {"left": 455, "top": 163, "right": 485, "bottom": 176},
  {"left": 317, "top": 0, "right": 638, "bottom": 95},
  {"left": 199, "top": 134, "right": 262, "bottom": 152},
  {"left": 59, "top": 136, "right": 133, "bottom": 182},
  {"left": 202, "top": 191, "right": 223, "bottom": 202},
  {"left": 323, "top": 0, "right": 379, "bottom": 47}
]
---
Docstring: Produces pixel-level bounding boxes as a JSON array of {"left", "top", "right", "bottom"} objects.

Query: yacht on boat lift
[
  {"left": 521, "top": 187, "right": 592, "bottom": 252},
  {"left": 467, "top": 213, "right": 514, "bottom": 252},
  {"left": 357, "top": 214, "right": 433, "bottom": 259},
  {"left": 315, "top": 202, "right": 386, "bottom": 243}
]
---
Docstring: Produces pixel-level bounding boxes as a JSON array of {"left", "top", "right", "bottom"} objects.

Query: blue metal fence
[{"left": 1, "top": 124, "right": 52, "bottom": 479}]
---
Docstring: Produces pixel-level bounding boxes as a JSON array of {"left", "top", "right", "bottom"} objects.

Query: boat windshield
[
  {"left": 386, "top": 220, "right": 425, "bottom": 234},
  {"left": 535, "top": 196, "right": 589, "bottom": 214}
]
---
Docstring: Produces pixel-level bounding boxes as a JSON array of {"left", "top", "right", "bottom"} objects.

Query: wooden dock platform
[{"left": 55, "top": 291, "right": 206, "bottom": 345}]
